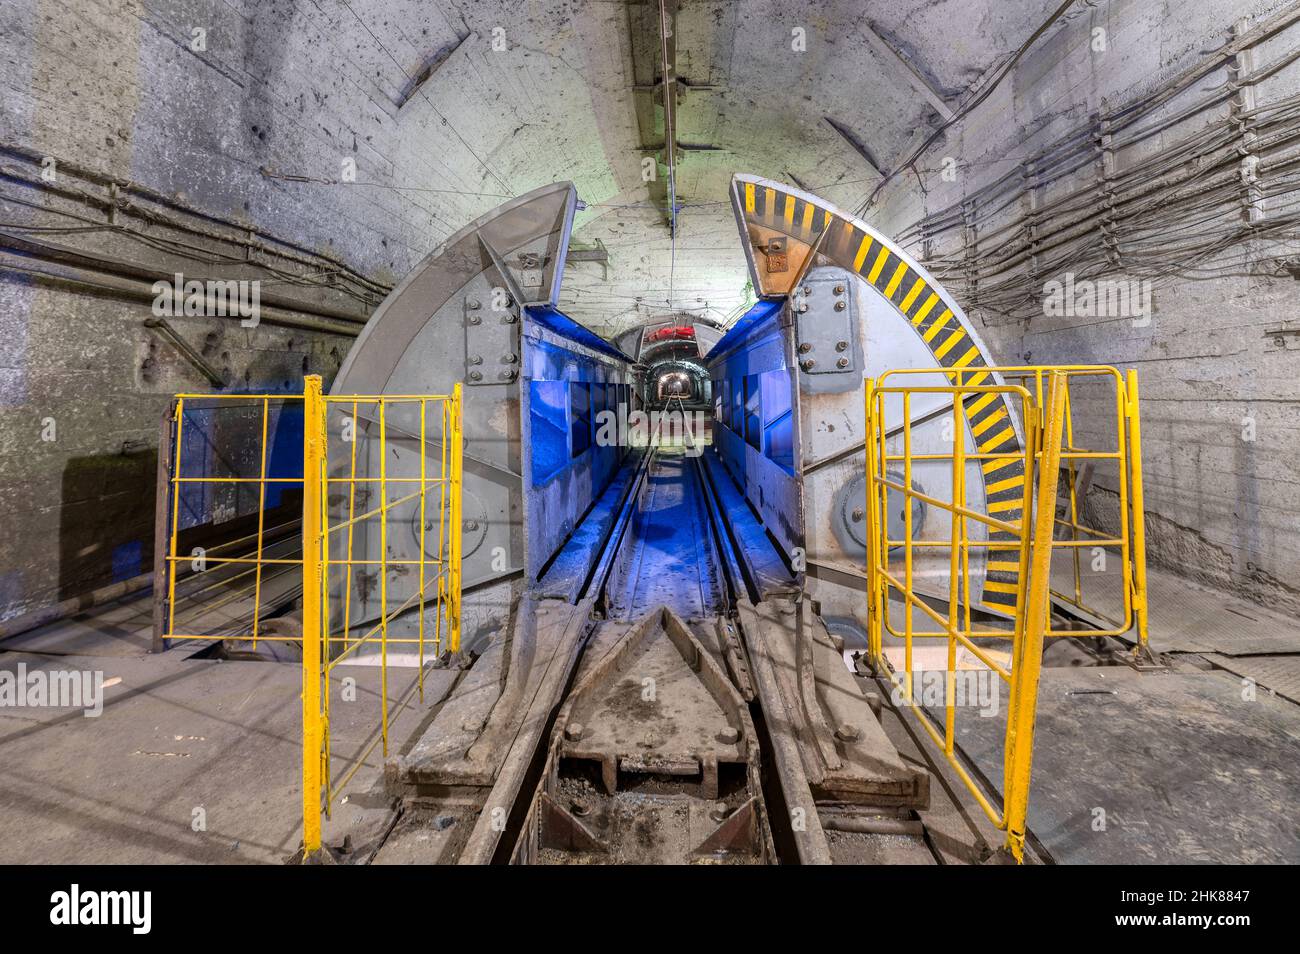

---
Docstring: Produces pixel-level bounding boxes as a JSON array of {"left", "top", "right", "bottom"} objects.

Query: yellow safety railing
[
  {"left": 878, "top": 365, "right": 1149, "bottom": 649},
  {"left": 864, "top": 370, "right": 1067, "bottom": 862},
  {"left": 163, "top": 392, "right": 307, "bottom": 645},
  {"left": 159, "top": 375, "right": 463, "bottom": 857},
  {"left": 309, "top": 380, "right": 463, "bottom": 854}
]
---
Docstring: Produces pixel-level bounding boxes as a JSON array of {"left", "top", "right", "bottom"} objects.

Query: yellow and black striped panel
[{"left": 735, "top": 176, "right": 1025, "bottom": 613}]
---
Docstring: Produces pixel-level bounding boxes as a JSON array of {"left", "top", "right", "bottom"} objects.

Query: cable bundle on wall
[{"left": 885, "top": 3, "right": 1300, "bottom": 325}]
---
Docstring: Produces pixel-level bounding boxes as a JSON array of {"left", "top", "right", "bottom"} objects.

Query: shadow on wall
[{"left": 58, "top": 448, "right": 157, "bottom": 599}]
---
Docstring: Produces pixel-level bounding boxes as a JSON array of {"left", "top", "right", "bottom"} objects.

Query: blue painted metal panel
[
  {"left": 707, "top": 299, "right": 783, "bottom": 363},
  {"left": 526, "top": 305, "right": 632, "bottom": 362}
]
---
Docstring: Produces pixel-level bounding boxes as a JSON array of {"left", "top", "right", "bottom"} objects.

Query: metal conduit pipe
[
  {"left": 0, "top": 231, "right": 372, "bottom": 327},
  {"left": 0, "top": 141, "right": 390, "bottom": 304},
  {"left": 901, "top": 120, "right": 1300, "bottom": 307},
  {"left": 907, "top": 119, "right": 1265, "bottom": 255},
  {"left": 0, "top": 252, "right": 363, "bottom": 337},
  {"left": 895, "top": 59, "right": 1300, "bottom": 252}
]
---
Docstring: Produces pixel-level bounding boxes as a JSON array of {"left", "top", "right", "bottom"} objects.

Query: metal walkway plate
[
  {"left": 1055, "top": 559, "right": 1300, "bottom": 656},
  {"left": 944, "top": 666, "right": 1300, "bottom": 864},
  {"left": 1205, "top": 654, "right": 1300, "bottom": 706}
]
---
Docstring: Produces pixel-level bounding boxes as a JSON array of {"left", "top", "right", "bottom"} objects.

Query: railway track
[{"left": 350, "top": 445, "right": 1025, "bottom": 865}]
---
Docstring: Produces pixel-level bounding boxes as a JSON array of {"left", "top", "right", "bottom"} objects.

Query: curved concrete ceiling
[{"left": 109, "top": 0, "right": 1072, "bottom": 339}]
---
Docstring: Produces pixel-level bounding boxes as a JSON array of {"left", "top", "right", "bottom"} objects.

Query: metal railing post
[
  {"left": 1125, "top": 369, "right": 1150, "bottom": 653},
  {"left": 1003, "top": 369, "right": 1066, "bottom": 862},
  {"left": 301, "top": 374, "right": 324, "bottom": 856},
  {"left": 449, "top": 383, "right": 463, "bottom": 654},
  {"left": 863, "top": 379, "right": 883, "bottom": 667}
]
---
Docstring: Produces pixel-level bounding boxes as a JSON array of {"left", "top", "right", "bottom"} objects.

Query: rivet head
[
  {"left": 798, "top": 342, "right": 812, "bottom": 354},
  {"left": 565, "top": 722, "right": 584, "bottom": 741},
  {"left": 800, "top": 359, "right": 815, "bottom": 371},
  {"left": 837, "top": 357, "right": 850, "bottom": 368},
  {"left": 835, "top": 341, "right": 848, "bottom": 352},
  {"left": 834, "top": 300, "right": 847, "bottom": 311},
  {"left": 835, "top": 723, "right": 861, "bottom": 743}
]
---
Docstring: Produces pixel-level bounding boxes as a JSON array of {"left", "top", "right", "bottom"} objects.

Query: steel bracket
[
  {"left": 464, "top": 293, "right": 521, "bottom": 387},
  {"left": 795, "top": 268, "right": 859, "bottom": 379}
]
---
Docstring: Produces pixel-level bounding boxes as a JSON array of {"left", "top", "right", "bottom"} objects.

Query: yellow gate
[
  {"left": 159, "top": 375, "right": 463, "bottom": 856},
  {"left": 864, "top": 366, "right": 1147, "bottom": 861}
]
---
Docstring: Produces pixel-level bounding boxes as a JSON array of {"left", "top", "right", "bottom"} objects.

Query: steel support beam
[{"left": 859, "top": 21, "right": 955, "bottom": 122}]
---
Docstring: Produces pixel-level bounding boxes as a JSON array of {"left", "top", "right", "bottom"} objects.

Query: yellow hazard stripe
[
  {"left": 983, "top": 456, "right": 1019, "bottom": 474},
  {"left": 853, "top": 235, "right": 873, "bottom": 271},
  {"left": 900, "top": 278, "right": 926, "bottom": 313},
  {"left": 883, "top": 261, "right": 909, "bottom": 298},
  {"left": 979, "top": 425, "right": 1016, "bottom": 452},
  {"left": 935, "top": 327, "right": 967, "bottom": 359},
  {"left": 922, "top": 309, "right": 953, "bottom": 343},
  {"left": 952, "top": 345, "right": 980, "bottom": 368},
  {"left": 988, "top": 560, "right": 1020, "bottom": 573},
  {"left": 801, "top": 202, "right": 814, "bottom": 233},
  {"left": 867, "top": 247, "right": 890, "bottom": 283},
  {"left": 784, "top": 194, "right": 795, "bottom": 226},
  {"left": 965, "top": 391, "right": 997, "bottom": 417},
  {"left": 912, "top": 292, "right": 940, "bottom": 326},
  {"left": 971, "top": 407, "right": 1007, "bottom": 437},
  {"left": 984, "top": 579, "right": 1020, "bottom": 594},
  {"left": 984, "top": 471, "right": 1022, "bottom": 494},
  {"left": 744, "top": 182, "right": 755, "bottom": 213},
  {"left": 988, "top": 498, "right": 1021, "bottom": 514}
]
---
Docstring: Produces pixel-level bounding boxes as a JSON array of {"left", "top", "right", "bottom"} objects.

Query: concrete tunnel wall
[
  {"left": 870, "top": 0, "right": 1300, "bottom": 616},
  {"left": 2, "top": 0, "right": 1297, "bottom": 626}
]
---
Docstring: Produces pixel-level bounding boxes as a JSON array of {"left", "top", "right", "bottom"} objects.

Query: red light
[{"left": 645, "top": 325, "right": 696, "bottom": 344}]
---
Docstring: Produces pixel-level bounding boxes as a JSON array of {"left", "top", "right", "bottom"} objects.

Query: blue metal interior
[{"left": 526, "top": 304, "right": 632, "bottom": 362}]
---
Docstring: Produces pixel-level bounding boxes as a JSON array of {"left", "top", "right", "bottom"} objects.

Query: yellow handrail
[
  {"left": 864, "top": 367, "right": 1130, "bottom": 862},
  {"left": 157, "top": 375, "right": 463, "bottom": 858}
]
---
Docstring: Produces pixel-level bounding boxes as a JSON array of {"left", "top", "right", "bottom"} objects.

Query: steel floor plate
[
  {"left": 1204, "top": 654, "right": 1300, "bottom": 706},
  {"left": 943, "top": 666, "right": 1300, "bottom": 864},
  {"left": 1049, "top": 559, "right": 1300, "bottom": 656}
]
